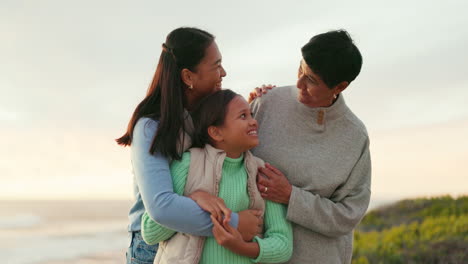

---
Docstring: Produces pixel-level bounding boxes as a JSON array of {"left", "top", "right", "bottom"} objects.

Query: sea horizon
[{"left": 1, "top": 194, "right": 465, "bottom": 264}]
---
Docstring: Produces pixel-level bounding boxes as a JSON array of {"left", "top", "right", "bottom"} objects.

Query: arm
[
  {"left": 141, "top": 211, "right": 175, "bottom": 245},
  {"left": 141, "top": 152, "right": 191, "bottom": 245},
  {"left": 251, "top": 200, "right": 293, "bottom": 263},
  {"left": 286, "top": 139, "right": 372, "bottom": 238},
  {"left": 132, "top": 118, "right": 238, "bottom": 237},
  {"left": 211, "top": 200, "right": 293, "bottom": 263}
]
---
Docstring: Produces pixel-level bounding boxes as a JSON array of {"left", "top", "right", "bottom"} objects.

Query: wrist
[
  {"left": 188, "top": 193, "right": 197, "bottom": 201},
  {"left": 241, "top": 241, "right": 260, "bottom": 259},
  {"left": 283, "top": 184, "right": 293, "bottom": 204},
  {"left": 231, "top": 240, "right": 258, "bottom": 258},
  {"left": 229, "top": 212, "right": 239, "bottom": 228},
  {"left": 236, "top": 240, "right": 249, "bottom": 252}
]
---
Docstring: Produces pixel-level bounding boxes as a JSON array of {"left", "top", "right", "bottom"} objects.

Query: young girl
[{"left": 141, "top": 89, "right": 293, "bottom": 263}]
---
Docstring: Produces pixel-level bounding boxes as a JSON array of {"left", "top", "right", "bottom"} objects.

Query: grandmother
[{"left": 250, "top": 29, "right": 371, "bottom": 264}]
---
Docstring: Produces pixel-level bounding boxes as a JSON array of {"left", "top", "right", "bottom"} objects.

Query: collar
[{"left": 292, "top": 86, "right": 349, "bottom": 126}]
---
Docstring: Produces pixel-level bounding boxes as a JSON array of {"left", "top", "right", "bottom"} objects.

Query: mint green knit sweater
[{"left": 141, "top": 152, "right": 293, "bottom": 263}]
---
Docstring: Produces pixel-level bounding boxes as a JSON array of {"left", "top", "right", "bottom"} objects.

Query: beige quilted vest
[{"left": 154, "top": 144, "right": 266, "bottom": 264}]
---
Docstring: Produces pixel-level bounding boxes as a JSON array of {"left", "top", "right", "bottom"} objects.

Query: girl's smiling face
[{"left": 210, "top": 96, "right": 259, "bottom": 158}]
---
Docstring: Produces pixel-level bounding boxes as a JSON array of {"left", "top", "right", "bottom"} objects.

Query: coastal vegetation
[{"left": 352, "top": 195, "right": 468, "bottom": 263}]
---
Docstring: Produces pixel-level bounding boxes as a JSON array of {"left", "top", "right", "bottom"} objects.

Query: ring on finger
[{"left": 264, "top": 187, "right": 268, "bottom": 193}]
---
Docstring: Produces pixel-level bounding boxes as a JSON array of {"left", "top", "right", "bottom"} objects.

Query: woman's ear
[
  {"left": 334, "top": 81, "right": 349, "bottom": 94},
  {"left": 181, "top": 68, "right": 195, "bottom": 88},
  {"left": 208, "top": 126, "right": 223, "bottom": 143}
]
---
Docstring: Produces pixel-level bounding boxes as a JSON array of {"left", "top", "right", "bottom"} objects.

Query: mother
[
  {"left": 250, "top": 30, "right": 371, "bottom": 264},
  {"left": 117, "top": 27, "right": 261, "bottom": 264}
]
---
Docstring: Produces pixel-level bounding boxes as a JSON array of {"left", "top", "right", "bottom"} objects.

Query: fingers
[
  {"left": 223, "top": 208, "right": 232, "bottom": 224},
  {"left": 264, "top": 84, "right": 275, "bottom": 92},
  {"left": 223, "top": 215, "right": 230, "bottom": 227},
  {"left": 250, "top": 209, "right": 263, "bottom": 217},
  {"left": 190, "top": 191, "right": 225, "bottom": 221},
  {"left": 211, "top": 215, "right": 228, "bottom": 235},
  {"left": 248, "top": 92, "right": 256, "bottom": 103},
  {"left": 257, "top": 173, "right": 270, "bottom": 186},
  {"left": 205, "top": 197, "right": 229, "bottom": 223},
  {"left": 222, "top": 219, "right": 236, "bottom": 234},
  {"left": 265, "top": 163, "right": 283, "bottom": 176},
  {"left": 211, "top": 215, "right": 226, "bottom": 244},
  {"left": 212, "top": 215, "right": 237, "bottom": 247},
  {"left": 258, "top": 215, "right": 264, "bottom": 227},
  {"left": 218, "top": 200, "right": 232, "bottom": 223},
  {"left": 215, "top": 198, "right": 230, "bottom": 222},
  {"left": 249, "top": 84, "right": 276, "bottom": 103},
  {"left": 256, "top": 213, "right": 264, "bottom": 235},
  {"left": 211, "top": 215, "right": 222, "bottom": 228},
  {"left": 257, "top": 183, "right": 266, "bottom": 193},
  {"left": 254, "top": 87, "right": 263, "bottom": 96},
  {"left": 208, "top": 205, "right": 221, "bottom": 223},
  {"left": 259, "top": 166, "right": 276, "bottom": 179},
  {"left": 257, "top": 222, "right": 263, "bottom": 234}
]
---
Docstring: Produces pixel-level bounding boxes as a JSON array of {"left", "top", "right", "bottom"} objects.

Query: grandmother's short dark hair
[{"left": 301, "top": 30, "right": 362, "bottom": 88}]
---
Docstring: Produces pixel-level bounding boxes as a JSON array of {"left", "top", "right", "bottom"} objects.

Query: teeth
[{"left": 248, "top": 131, "right": 257, "bottom": 135}]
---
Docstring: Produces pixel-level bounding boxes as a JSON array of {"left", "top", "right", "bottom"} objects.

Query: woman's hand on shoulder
[
  {"left": 257, "top": 163, "right": 292, "bottom": 204},
  {"left": 189, "top": 191, "right": 231, "bottom": 223},
  {"left": 248, "top": 84, "right": 276, "bottom": 103}
]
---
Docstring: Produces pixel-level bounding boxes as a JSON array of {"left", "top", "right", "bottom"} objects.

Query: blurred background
[{"left": 1, "top": 0, "right": 467, "bottom": 263}]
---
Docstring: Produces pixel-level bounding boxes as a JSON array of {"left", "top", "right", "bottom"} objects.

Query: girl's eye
[{"left": 240, "top": 113, "right": 246, "bottom": 118}]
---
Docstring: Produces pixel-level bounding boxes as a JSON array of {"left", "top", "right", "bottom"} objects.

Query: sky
[{"left": 1, "top": 0, "right": 467, "bottom": 204}]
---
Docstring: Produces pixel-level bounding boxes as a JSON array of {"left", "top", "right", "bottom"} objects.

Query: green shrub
[{"left": 353, "top": 195, "right": 468, "bottom": 263}]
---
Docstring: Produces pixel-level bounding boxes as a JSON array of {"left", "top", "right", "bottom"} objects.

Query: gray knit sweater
[{"left": 251, "top": 85, "right": 371, "bottom": 264}]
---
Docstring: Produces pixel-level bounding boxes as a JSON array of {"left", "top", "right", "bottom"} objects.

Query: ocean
[
  {"left": 0, "top": 200, "right": 131, "bottom": 264},
  {"left": 0, "top": 197, "right": 394, "bottom": 263}
]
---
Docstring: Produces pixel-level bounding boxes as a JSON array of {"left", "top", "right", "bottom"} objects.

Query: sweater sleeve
[
  {"left": 251, "top": 200, "right": 293, "bottom": 263},
  {"left": 132, "top": 118, "right": 238, "bottom": 237},
  {"left": 141, "top": 152, "right": 191, "bottom": 245},
  {"left": 286, "top": 138, "right": 372, "bottom": 238}
]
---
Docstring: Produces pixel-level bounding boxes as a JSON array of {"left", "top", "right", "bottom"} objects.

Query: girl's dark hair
[
  {"left": 116, "top": 27, "right": 214, "bottom": 160},
  {"left": 301, "top": 29, "right": 362, "bottom": 88},
  {"left": 191, "top": 89, "right": 238, "bottom": 148}
]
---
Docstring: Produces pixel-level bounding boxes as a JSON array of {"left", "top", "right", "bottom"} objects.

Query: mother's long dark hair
[{"left": 116, "top": 27, "right": 214, "bottom": 160}]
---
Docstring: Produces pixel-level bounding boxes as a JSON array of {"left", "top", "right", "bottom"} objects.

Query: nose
[
  {"left": 296, "top": 76, "right": 305, "bottom": 90},
  {"left": 249, "top": 117, "right": 258, "bottom": 127},
  {"left": 220, "top": 65, "right": 227, "bottom": 77}
]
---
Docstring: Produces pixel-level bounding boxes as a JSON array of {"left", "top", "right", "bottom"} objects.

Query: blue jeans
[{"left": 126, "top": 231, "right": 158, "bottom": 264}]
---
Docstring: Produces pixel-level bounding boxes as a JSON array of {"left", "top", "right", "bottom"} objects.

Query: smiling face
[
  {"left": 296, "top": 59, "right": 347, "bottom": 108},
  {"left": 210, "top": 96, "right": 259, "bottom": 158},
  {"left": 191, "top": 41, "right": 227, "bottom": 98}
]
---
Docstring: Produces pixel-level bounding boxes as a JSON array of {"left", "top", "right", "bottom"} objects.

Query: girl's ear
[{"left": 208, "top": 126, "right": 223, "bottom": 143}]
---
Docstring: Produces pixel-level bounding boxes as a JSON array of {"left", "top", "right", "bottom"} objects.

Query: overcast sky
[{"left": 1, "top": 0, "right": 467, "bottom": 201}]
